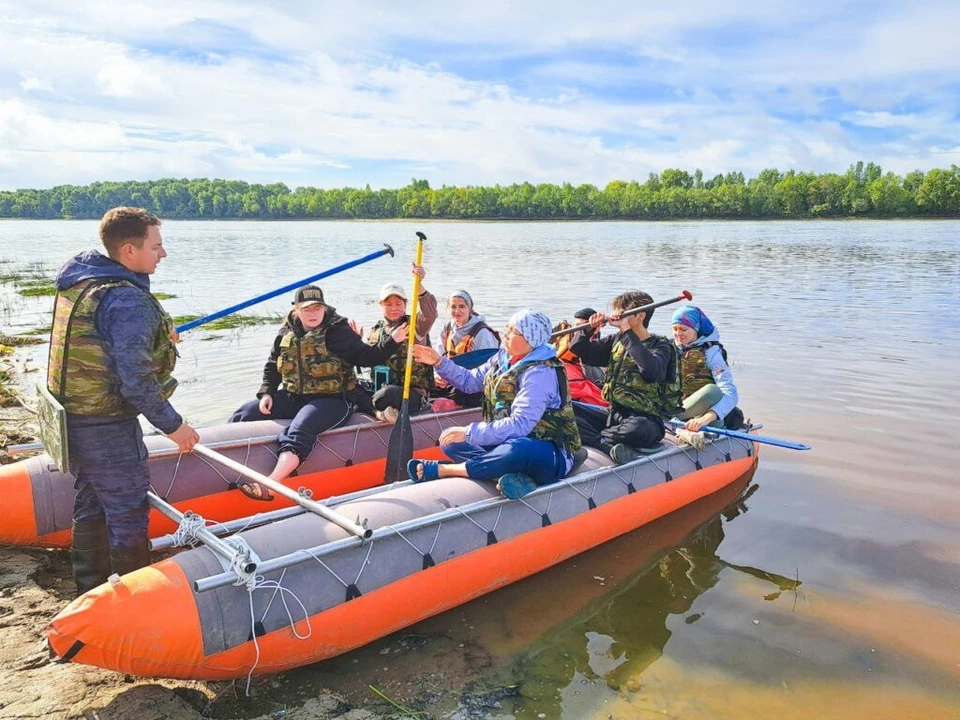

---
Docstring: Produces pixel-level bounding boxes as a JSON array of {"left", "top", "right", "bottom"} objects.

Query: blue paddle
[
  {"left": 450, "top": 348, "right": 498, "bottom": 368},
  {"left": 666, "top": 419, "right": 811, "bottom": 451},
  {"left": 175, "top": 244, "right": 395, "bottom": 333}
]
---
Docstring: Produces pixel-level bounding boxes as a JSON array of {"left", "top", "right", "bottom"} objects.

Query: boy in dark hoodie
[
  {"left": 569, "top": 290, "right": 681, "bottom": 465},
  {"left": 48, "top": 207, "right": 199, "bottom": 596}
]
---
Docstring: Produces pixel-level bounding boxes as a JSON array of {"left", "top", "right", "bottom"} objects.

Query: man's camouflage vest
[
  {"left": 482, "top": 358, "right": 582, "bottom": 454},
  {"left": 678, "top": 342, "right": 724, "bottom": 399},
  {"left": 277, "top": 316, "right": 357, "bottom": 395},
  {"left": 47, "top": 278, "right": 178, "bottom": 417},
  {"left": 602, "top": 334, "right": 682, "bottom": 418},
  {"left": 368, "top": 316, "right": 433, "bottom": 392}
]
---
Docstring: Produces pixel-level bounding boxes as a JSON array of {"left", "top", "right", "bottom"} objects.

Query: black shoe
[
  {"left": 109, "top": 540, "right": 152, "bottom": 578},
  {"left": 571, "top": 446, "right": 589, "bottom": 471},
  {"left": 610, "top": 443, "right": 641, "bottom": 466},
  {"left": 71, "top": 519, "right": 111, "bottom": 596}
]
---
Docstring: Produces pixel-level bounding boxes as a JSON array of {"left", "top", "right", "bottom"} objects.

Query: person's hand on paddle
[
  {"left": 412, "top": 344, "right": 441, "bottom": 366},
  {"left": 684, "top": 411, "right": 717, "bottom": 432},
  {"left": 348, "top": 319, "right": 364, "bottom": 337},
  {"left": 439, "top": 426, "right": 466, "bottom": 445},
  {"left": 389, "top": 322, "right": 410, "bottom": 343},
  {"left": 169, "top": 327, "right": 180, "bottom": 343},
  {"left": 412, "top": 262, "right": 426, "bottom": 283},
  {"left": 259, "top": 394, "right": 273, "bottom": 415},
  {"left": 588, "top": 312, "right": 608, "bottom": 331},
  {"left": 167, "top": 422, "right": 200, "bottom": 452}
]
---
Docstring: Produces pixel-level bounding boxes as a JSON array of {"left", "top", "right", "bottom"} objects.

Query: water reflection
[{"left": 493, "top": 472, "right": 801, "bottom": 719}]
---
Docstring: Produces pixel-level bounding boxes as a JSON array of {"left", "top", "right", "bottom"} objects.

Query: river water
[{"left": 1, "top": 219, "right": 958, "bottom": 718}]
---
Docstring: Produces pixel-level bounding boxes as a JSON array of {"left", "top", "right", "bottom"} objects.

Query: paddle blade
[
  {"left": 450, "top": 348, "right": 497, "bottom": 369},
  {"left": 384, "top": 399, "right": 415, "bottom": 483}
]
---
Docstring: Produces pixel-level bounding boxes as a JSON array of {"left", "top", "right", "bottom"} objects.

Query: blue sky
[{"left": 1, "top": 0, "right": 958, "bottom": 191}]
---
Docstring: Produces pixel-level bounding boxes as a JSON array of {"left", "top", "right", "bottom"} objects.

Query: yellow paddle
[{"left": 383, "top": 231, "right": 426, "bottom": 482}]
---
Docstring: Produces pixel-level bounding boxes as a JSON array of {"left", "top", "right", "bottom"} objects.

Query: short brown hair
[
  {"left": 99, "top": 207, "right": 161, "bottom": 258},
  {"left": 612, "top": 290, "right": 654, "bottom": 327}
]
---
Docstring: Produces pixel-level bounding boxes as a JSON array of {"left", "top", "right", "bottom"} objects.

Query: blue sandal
[
  {"left": 407, "top": 459, "right": 442, "bottom": 483},
  {"left": 497, "top": 473, "right": 538, "bottom": 499}
]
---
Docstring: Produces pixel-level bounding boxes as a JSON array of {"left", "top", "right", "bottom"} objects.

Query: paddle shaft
[
  {"left": 549, "top": 290, "right": 693, "bottom": 341},
  {"left": 666, "top": 420, "right": 810, "bottom": 451},
  {"left": 192, "top": 444, "right": 372, "bottom": 537},
  {"left": 175, "top": 244, "right": 394, "bottom": 333},
  {"left": 400, "top": 234, "right": 425, "bottom": 398}
]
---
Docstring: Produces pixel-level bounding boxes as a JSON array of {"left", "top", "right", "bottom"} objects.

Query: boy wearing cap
[
  {"left": 569, "top": 290, "right": 682, "bottom": 465},
  {"left": 364, "top": 263, "right": 437, "bottom": 422},
  {"left": 230, "top": 284, "right": 409, "bottom": 487}
]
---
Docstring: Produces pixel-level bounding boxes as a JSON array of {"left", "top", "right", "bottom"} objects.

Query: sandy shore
[{"left": 0, "top": 339, "right": 509, "bottom": 720}]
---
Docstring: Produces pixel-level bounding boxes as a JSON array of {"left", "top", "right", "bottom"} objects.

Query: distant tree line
[{"left": 1, "top": 162, "right": 958, "bottom": 220}]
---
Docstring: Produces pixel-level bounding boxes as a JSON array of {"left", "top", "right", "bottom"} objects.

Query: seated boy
[{"left": 569, "top": 291, "right": 681, "bottom": 465}]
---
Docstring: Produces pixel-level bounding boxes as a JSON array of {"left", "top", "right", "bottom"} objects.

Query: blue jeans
[
  {"left": 442, "top": 438, "right": 567, "bottom": 486},
  {"left": 231, "top": 389, "right": 353, "bottom": 461},
  {"left": 68, "top": 417, "right": 151, "bottom": 550}
]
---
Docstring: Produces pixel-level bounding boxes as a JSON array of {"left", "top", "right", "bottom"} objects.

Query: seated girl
[
  {"left": 229, "top": 285, "right": 408, "bottom": 496},
  {"left": 408, "top": 309, "right": 582, "bottom": 500},
  {"left": 671, "top": 304, "right": 743, "bottom": 431},
  {"left": 434, "top": 289, "right": 500, "bottom": 409},
  {"left": 363, "top": 263, "right": 437, "bottom": 423}
]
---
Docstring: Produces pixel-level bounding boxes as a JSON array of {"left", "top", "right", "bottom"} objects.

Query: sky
[{"left": 1, "top": 0, "right": 959, "bottom": 191}]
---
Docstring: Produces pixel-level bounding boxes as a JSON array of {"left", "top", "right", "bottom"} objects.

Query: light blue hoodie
[{"left": 436, "top": 344, "right": 573, "bottom": 473}]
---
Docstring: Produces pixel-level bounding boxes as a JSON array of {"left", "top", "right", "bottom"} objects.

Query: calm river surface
[{"left": 1, "top": 219, "right": 958, "bottom": 719}]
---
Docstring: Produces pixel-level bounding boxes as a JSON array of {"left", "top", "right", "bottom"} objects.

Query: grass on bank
[{"left": 172, "top": 313, "right": 280, "bottom": 331}]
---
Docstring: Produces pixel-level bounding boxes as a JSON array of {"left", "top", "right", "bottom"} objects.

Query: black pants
[
  {"left": 573, "top": 401, "right": 665, "bottom": 455},
  {"left": 372, "top": 385, "right": 427, "bottom": 413}
]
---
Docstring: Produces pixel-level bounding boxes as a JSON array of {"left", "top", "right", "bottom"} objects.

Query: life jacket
[
  {"left": 368, "top": 316, "right": 434, "bottom": 392},
  {"left": 552, "top": 321, "right": 578, "bottom": 363},
  {"left": 482, "top": 358, "right": 582, "bottom": 454},
  {"left": 601, "top": 334, "right": 682, "bottom": 419},
  {"left": 47, "top": 278, "right": 178, "bottom": 417},
  {"left": 679, "top": 341, "right": 728, "bottom": 399},
  {"left": 443, "top": 319, "right": 500, "bottom": 357},
  {"left": 563, "top": 361, "right": 609, "bottom": 407},
  {"left": 277, "top": 315, "right": 358, "bottom": 395}
]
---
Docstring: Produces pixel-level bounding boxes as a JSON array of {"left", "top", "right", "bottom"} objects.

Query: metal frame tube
[
  {"left": 148, "top": 492, "right": 257, "bottom": 574},
  {"left": 193, "top": 442, "right": 709, "bottom": 593},
  {"left": 192, "top": 444, "right": 373, "bottom": 539}
]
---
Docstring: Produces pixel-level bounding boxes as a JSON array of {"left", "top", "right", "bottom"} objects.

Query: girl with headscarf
[
  {"left": 410, "top": 308, "right": 582, "bottom": 499},
  {"left": 433, "top": 290, "right": 501, "bottom": 409},
  {"left": 670, "top": 304, "right": 742, "bottom": 431}
]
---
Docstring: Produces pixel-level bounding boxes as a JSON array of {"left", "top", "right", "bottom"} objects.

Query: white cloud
[{"left": 0, "top": 0, "right": 958, "bottom": 190}]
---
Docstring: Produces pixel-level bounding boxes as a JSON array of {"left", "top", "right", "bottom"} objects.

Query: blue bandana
[{"left": 671, "top": 305, "right": 716, "bottom": 338}]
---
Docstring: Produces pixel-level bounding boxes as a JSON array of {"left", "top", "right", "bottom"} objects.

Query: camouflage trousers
[{"left": 68, "top": 417, "right": 151, "bottom": 550}]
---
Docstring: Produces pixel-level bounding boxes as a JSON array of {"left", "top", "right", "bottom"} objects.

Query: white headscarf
[{"left": 508, "top": 308, "right": 552, "bottom": 348}]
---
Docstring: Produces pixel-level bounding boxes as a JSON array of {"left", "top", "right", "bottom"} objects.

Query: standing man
[{"left": 47, "top": 207, "right": 199, "bottom": 595}]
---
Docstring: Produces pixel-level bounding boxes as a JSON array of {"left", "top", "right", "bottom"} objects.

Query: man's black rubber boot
[
  {"left": 109, "top": 540, "right": 152, "bottom": 578},
  {"left": 71, "top": 519, "right": 110, "bottom": 597}
]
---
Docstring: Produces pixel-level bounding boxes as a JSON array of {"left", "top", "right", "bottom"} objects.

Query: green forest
[{"left": 1, "top": 162, "right": 958, "bottom": 220}]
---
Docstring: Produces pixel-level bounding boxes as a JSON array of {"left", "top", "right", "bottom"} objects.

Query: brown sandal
[{"left": 236, "top": 480, "right": 275, "bottom": 502}]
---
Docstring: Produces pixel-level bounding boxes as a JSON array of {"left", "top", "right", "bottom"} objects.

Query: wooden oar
[
  {"left": 549, "top": 290, "right": 693, "bottom": 340},
  {"left": 444, "top": 290, "right": 694, "bottom": 371},
  {"left": 383, "top": 231, "right": 426, "bottom": 483}
]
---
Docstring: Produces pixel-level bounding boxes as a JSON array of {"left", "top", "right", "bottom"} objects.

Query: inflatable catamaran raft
[{"left": 47, "top": 426, "right": 759, "bottom": 680}]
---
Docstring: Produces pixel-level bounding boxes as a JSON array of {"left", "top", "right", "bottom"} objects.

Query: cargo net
[{"left": 174, "top": 430, "right": 753, "bottom": 691}]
